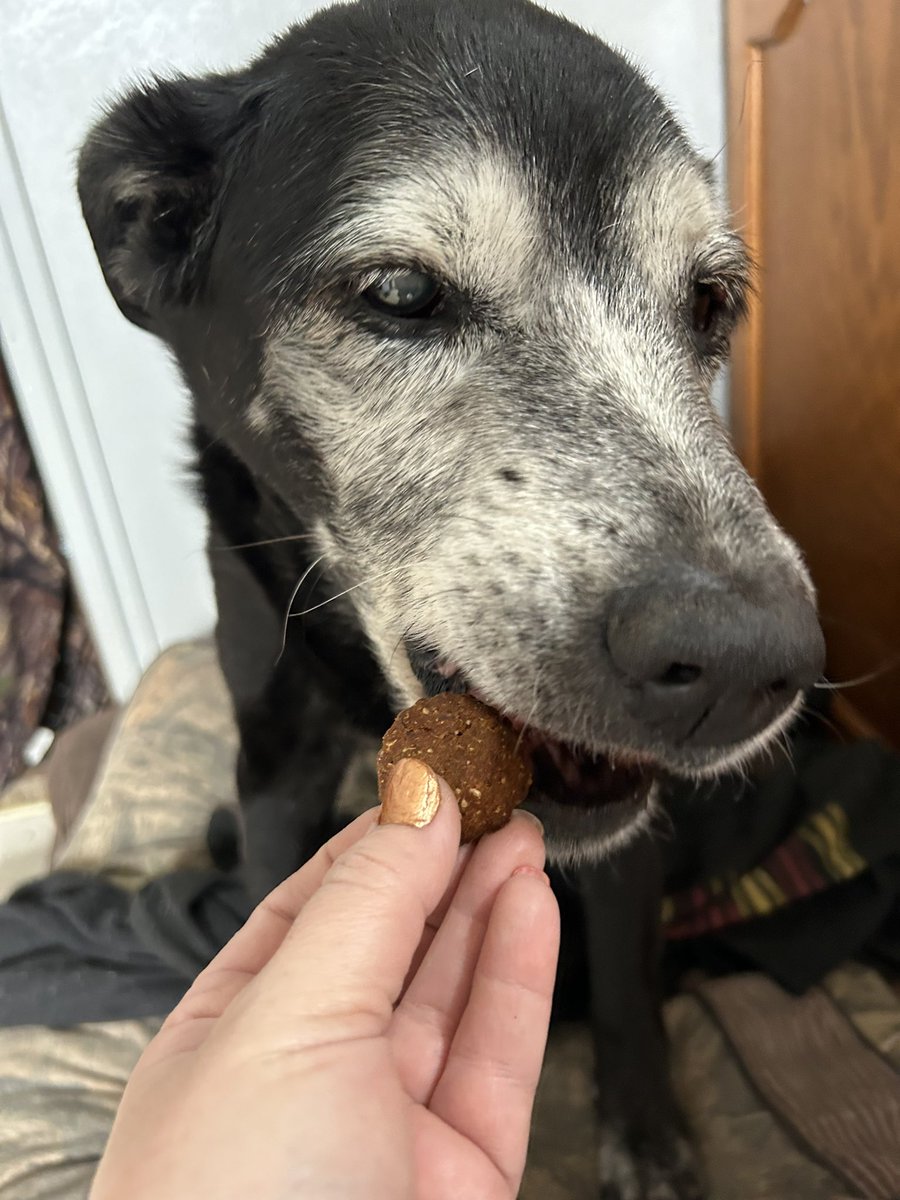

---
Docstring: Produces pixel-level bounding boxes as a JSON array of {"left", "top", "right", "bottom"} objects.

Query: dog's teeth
[
  {"left": 545, "top": 740, "right": 566, "bottom": 770},
  {"left": 562, "top": 757, "right": 583, "bottom": 787}
]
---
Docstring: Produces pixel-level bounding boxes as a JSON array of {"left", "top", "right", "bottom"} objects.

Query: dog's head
[{"left": 79, "top": 0, "right": 824, "bottom": 860}]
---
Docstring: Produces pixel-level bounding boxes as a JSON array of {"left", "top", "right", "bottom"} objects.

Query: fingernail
[
  {"left": 511, "top": 865, "right": 551, "bottom": 886},
  {"left": 512, "top": 808, "right": 544, "bottom": 836},
  {"left": 379, "top": 758, "right": 442, "bottom": 828}
]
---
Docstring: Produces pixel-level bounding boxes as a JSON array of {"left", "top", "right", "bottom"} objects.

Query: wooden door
[{"left": 726, "top": 0, "right": 900, "bottom": 745}]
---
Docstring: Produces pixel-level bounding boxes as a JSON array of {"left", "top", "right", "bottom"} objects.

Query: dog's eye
[
  {"left": 691, "top": 281, "right": 729, "bottom": 339},
  {"left": 363, "top": 270, "right": 443, "bottom": 318}
]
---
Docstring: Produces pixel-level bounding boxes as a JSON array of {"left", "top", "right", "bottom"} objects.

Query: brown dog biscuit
[{"left": 377, "top": 692, "right": 532, "bottom": 841}]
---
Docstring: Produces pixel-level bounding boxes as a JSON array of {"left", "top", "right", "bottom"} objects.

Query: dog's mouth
[
  {"left": 514, "top": 723, "right": 658, "bottom": 809},
  {"left": 406, "top": 644, "right": 659, "bottom": 814}
]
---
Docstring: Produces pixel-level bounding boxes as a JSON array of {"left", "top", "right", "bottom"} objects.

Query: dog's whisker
[
  {"left": 307, "top": 560, "right": 332, "bottom": 602},
  {"left": 812, "top": 660, "right": 899, "bottom": 691},
  {"left": 651, "top": 803, "right": 676, "bottom": 842},
  {"left": 387, "top": 628, "right": 411, "bottom": 674},
  {"left": 595, "top": 215, "right": 627, "bottom": 237},
  {"left": 289, "top": 578, "right": 376, "bottom": 619},
  {"left": 288, "top": 561, "right": 416, "bottom": 621},
  {"left": 514, "top": 668, "right": 544, "bottom": 754},
  {"left": 768, "top": 734, "right": 796, "bottom": 776},
  {"left": 776, "top": 730, "right": 796, "bottom": 770},
  {"left": 211, "top": 532, "right": 316, "bottom": 552},
  {"left": 276, "top": 554, "right": 326, "bottom": 664}
]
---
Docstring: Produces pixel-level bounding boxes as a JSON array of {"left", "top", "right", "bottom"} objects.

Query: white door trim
[{"left": 0, "top": 96, "right": 157, "bottom": 701}]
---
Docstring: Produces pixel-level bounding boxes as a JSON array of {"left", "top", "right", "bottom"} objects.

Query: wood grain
[{"left": 726, "top": 0, "right": 900, "bottom": 745}]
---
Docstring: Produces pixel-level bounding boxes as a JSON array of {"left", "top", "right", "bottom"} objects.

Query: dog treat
[{"left": 377, "top": 692, "right": 532, "bottom": 841}]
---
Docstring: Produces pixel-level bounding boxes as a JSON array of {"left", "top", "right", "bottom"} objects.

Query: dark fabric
[
  {"left": 0, "top": 873, "right": 188, "bottom": 1026},
  {"left": 0, "top": 870, "right": 251, "bottom": 1029},
  {"left": 715, "top": 865, "right": 900, "bottom": 993},
  {"left": 663, "top": 727, "right": 900, "bottom": 994},
  {"left": 130, "top": 869, "right": 250, "bottom": 979}
]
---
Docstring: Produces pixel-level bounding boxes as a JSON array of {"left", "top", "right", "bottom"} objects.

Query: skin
[{"left": 89, "top": 777, "right": 559, "bottom": 1200}]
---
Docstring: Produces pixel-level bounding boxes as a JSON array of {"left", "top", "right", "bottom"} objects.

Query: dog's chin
[
  {"left": 526, "top": 784, "right": 660, "bottom": 866},
  {"left": 516, "top": 725, "right": 661, "bottom": 862}
]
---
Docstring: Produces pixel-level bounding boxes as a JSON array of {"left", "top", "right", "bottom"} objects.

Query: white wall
[{"left": 0, "top": 0, "right": 725, "bottom": 701}]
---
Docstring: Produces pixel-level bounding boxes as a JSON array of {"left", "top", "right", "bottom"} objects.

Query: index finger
[
  {"left": 150, "top": 806, "right": 381, "bottom": 1060},
  {"left": 235, "top": 764, "right": 462, "bottom": 1045}
]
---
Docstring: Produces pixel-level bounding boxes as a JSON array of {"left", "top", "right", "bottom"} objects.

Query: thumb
[{"left": 240, "top": 759, "right": 462, "bottom": 1044}]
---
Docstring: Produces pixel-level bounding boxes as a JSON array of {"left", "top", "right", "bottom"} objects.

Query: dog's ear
[{"left": 78, "top": 74, "right": 260, "bottom": 330}]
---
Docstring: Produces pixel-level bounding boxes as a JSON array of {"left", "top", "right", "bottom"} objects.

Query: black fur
[{"left": 77, "top": 4, "right": 824, "bottom": 1197}]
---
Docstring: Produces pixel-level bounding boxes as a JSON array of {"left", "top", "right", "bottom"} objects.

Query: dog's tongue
[
  {"left": 531, "top": 732, "right": 584, "bottom": 788},
  {"left": 517, "top": 727, "right": 650, "bottom": 808}
]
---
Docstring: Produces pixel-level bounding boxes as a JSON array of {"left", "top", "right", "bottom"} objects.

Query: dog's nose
[{"left": 605, "top": 567, "right": 825, "bottom": 747}]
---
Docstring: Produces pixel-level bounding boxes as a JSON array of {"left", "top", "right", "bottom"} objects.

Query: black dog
[{"left": 78, "top": 2, "right": 824, "bottom": 1194}]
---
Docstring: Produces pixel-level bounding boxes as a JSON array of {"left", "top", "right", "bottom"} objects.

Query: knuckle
[{"left": 327, "top": 839, "right": 410, "bottom": 898}]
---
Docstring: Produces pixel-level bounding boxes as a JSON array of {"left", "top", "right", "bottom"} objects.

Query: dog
[{"left": 77, "top": 1, "right": 825, "bottom": 1195}]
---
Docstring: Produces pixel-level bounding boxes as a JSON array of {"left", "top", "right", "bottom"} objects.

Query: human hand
[{"left": 90, "top": 759, "right": 560, "bottom": 1200}]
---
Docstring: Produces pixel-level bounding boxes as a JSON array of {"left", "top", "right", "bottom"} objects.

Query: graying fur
[
  {"left": 261, "top": 140, "right": 812, "bottom": 861},
  {"left": 76, "top": 0, "right": 816, "bottom": 867}
]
